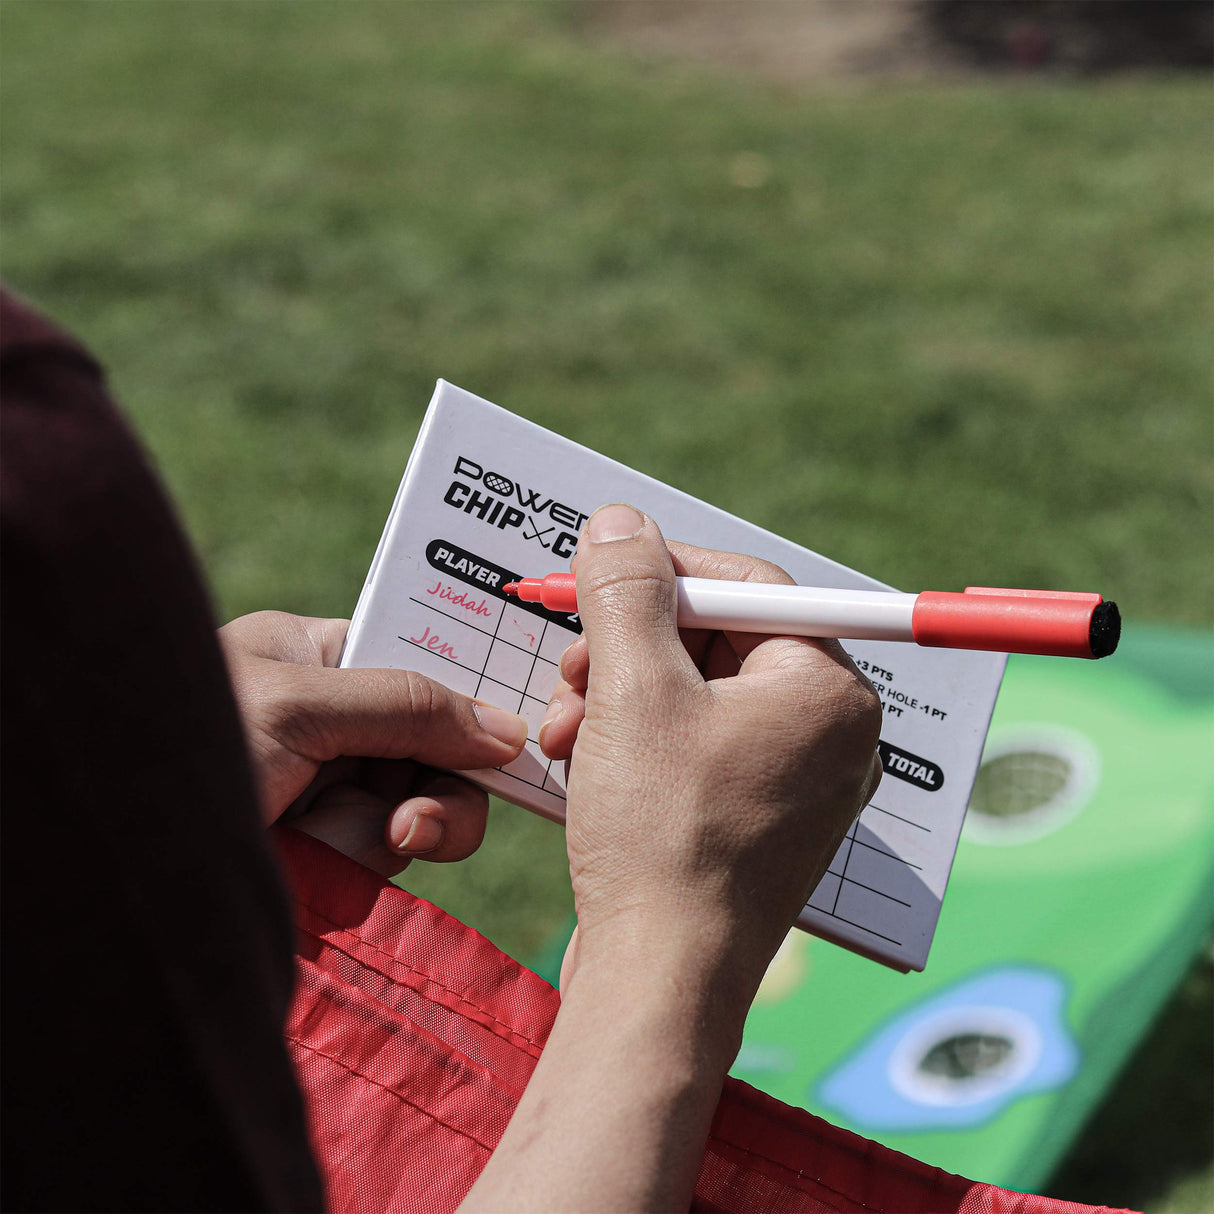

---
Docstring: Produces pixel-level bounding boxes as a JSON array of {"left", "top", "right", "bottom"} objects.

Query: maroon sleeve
[{"left": 0, "top": 291, "right": 325, "bottom": 1212}]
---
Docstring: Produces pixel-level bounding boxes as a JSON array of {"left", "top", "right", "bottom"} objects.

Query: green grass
[{"left": 3, "top": 1, "right": 1210, "bottom": 1206}]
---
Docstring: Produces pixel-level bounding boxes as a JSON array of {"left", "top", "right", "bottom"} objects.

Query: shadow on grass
[{"left": 1047, "top": 947, "right": 1214, "bottom": 1209}]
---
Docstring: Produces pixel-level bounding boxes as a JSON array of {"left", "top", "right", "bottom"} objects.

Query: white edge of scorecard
[{"left": 342, "top": 382, "right": 447, "bottom": 664}]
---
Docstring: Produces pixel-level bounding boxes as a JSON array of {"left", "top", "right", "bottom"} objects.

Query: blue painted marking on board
[{"left": 817, "top": 966, "right": 1079, "bottom": 1130}]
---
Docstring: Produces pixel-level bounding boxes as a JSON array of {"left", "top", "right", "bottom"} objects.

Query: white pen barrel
[{"left": 674, "top": 578, "right": 917, "bottom": 641}]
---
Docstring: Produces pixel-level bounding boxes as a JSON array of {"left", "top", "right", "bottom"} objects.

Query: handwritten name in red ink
[
  {"left": 408, "top": 624, "right": 458, "bottom": 661},
  {"left": 426, "top": 580, "right": 493, "bottom": 619}
]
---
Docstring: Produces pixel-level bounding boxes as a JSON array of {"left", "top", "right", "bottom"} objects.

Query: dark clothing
[{"left": 0, "top": 292, "right": 324, "bottom": 1212}]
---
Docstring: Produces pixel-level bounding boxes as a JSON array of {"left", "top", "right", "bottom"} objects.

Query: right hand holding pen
[
  {"left": 543, "top": 504, "right": 884, "bottom": 1011},
  {"left": 459, "top": 507, "right": 884, "bottom": 1213}
]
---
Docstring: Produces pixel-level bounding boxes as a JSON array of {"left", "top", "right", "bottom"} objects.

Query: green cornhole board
[
  {"left": 532, "top": 625, "right": 1214, "bottom": 1191},
  {"left": 731, "top": 624, "right": 1214, "bottom": 1190}
]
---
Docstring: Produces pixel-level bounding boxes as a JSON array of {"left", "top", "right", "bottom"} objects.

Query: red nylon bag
[{"left": 276, "top": 828, "right": 1135, "bottom": 1214}]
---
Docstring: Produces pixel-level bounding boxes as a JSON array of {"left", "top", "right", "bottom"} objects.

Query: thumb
[
  {"left": 272, "top": 663, "right": 528, "bottom": 771},
  {"left": 573, "top": 504, "right": 694, "bottom": 691}
]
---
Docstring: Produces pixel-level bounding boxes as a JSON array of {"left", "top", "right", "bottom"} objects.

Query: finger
[
  {"left": 577, "top": 542, "right": 801, "bottom": 671},
  {"left": 573, "top": 504, "right": 695, "bottom": 692},
  {"left": 281, "top": 754, "right": 365, "bottom": 821},
  {"left": 666, "top": 540, "right": 796, "bottom": 587},
  {"left": 537, "top": 679, "right": 586, "bottom": 760},
  {"left": 560, "top": 606, "right": 740, "bottom": 684},
  {"left": 385, "top": 774, "right": 490, "bottom": 863},
  {"left": 219, "top": 611, "right": 349, "bottom": 667},
  {"left": 667, "top": 541, "right": 804, "bottom": 666},
  {"left": 736, "top": 632, "right": 856, "bottom": 682},
  {"left": 577, "top": 539, "right": 792, "bottom": 583},
  {"left": 272, "top": 665, "right": 528, "bottom": 770},
  {"left": 290, "top": 783, "right": 410, "bottom": 878},
  {"left": 558, "top": 638, "right": 589, "bottom": 693},
  {"left": 564, "top": 544, "right": 802, "bottom": 678}
]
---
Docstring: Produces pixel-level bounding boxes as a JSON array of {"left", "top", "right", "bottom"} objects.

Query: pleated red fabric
[{"left": 276, "top": 828, "right": 1136, "bottom": 1214}]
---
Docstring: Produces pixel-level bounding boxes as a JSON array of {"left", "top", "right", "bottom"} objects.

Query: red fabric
[{"left": 276, "top": 828, "right": 1136, "bottom": 1214}]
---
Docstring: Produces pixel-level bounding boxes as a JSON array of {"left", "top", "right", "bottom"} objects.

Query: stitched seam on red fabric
[
  {"left": 285, "top": 1033, "right": 496, "bottom": 1156},
  {"left": 295, "top": 910, "right": 541, "bottom": 1054},
  {"left": 292, "top": 959, "right": 531, "bottom": 1102},
  {"left": 293, "top": 900, "right": 546, "bottom": 1052},
  {"left": 706, "top": 1135, "right": 893, "bottom": 1212}
]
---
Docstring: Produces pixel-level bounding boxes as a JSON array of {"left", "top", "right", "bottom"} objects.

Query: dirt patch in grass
[
  {"left": 582, "top": 0, "right": 1213, "bottom": 84},
  {"left": 583, "top": 0, "right": 947, "bottom": 84}
]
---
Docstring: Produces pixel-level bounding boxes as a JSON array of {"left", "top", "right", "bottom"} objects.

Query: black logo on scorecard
[
  {"left": 425, "top": 540, "right": 582, "bottom": 634},
  {"left": 878, "top": 741, "right": 944, "bottom": 792},
  {"left": 441, "top": 456, "right": 589, "bottom": 559}
]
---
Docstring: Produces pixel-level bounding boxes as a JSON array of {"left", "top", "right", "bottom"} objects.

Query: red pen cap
[{"left": 912, "top": 587, "right": 1120, "bottom": 659}]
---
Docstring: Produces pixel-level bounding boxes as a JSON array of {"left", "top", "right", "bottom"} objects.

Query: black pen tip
[{"left": 1090, "top": 600, "right": 1121, "bottom": 658}]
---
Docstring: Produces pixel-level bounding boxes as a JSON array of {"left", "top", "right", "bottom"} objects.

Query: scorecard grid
[
  {"left": 399, "top": 584, "right": 572, "bottom": 800},
  {"left": 804, "top": 799, "right": 937, "bottom": 950}
]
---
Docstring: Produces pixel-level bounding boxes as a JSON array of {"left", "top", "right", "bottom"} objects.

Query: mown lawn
[{"left": 2, "top": 2, "right": 1210, "bottom": 1207}]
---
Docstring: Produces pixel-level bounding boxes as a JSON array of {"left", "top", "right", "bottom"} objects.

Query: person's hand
[
  {"left": 457, "top": 506, "right": 884, "bottom": 1214},
  {"left": 218, "top": 612, "right": 527, "bottom": 876},
  {"left": 539, "top": 505, "right": 884, "bottom": 1007}
]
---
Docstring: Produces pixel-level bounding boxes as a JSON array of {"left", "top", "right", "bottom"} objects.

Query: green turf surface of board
[{"left": 730, "top": 627, "right": 1214, "bottom": 1193}]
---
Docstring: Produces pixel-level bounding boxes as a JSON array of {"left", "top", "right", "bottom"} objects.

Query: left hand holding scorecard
[{"left": 219, "top": 609, "right": 527, "bottom": 873}]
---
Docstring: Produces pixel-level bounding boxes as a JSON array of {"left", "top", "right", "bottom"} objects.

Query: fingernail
[
  {"left": 398, "top": 812, "right": 444, "bottom": 854},
  {"left": 473, "top": 701, "right": 528, "bottom": 748},
  {"left": 586, "top": 503, "right": 644, "bottom": 544},
  {"left": 538, "top": 698, "right": 563, "bottom": 744}
]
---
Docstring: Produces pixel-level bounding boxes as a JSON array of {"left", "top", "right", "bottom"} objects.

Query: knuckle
[
  {"left": 264, "top": 667, "right": 334, "bottom": 756},
  {"left": 218, "top": 609, "right": 282, "bottom": 647},
  {"left": 400, "top": 669, "right": 441, "bottom": 725},
  {"left": 246, "top": 609, "right": 299, "bottom": 642},
  {"left": 829, "top": 666, "right": 883, "bottom": 739},
  {"left": 579, "top": 566, "right": 671, "bottom": 607},
  {"left": 220, "top": 610, "right": 324, "bottom": 666},
  {"left": 601, "top": 652, "right": 681, "bottom": 704},
  {"left": 247, "top": 608, "right": 294, "bottom": 627},
  {"left": 848, "top": 669, "right": 884, "bottom": 729},
  {"left": 667, "top": 541, "right": 793, "bottom": 586},
  {"left": 759, "top": 659, "right": 881, "bottom": 774},
  {"left": 580, "top": 570, "right": 676, "bottom": 648},
  {"left": 735, "top": 554, "right": 795, "bottom": 586}
]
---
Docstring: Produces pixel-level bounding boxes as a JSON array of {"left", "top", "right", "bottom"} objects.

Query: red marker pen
[{"left": 502, "top": 574, "right": 1120, "bottom": 659}]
